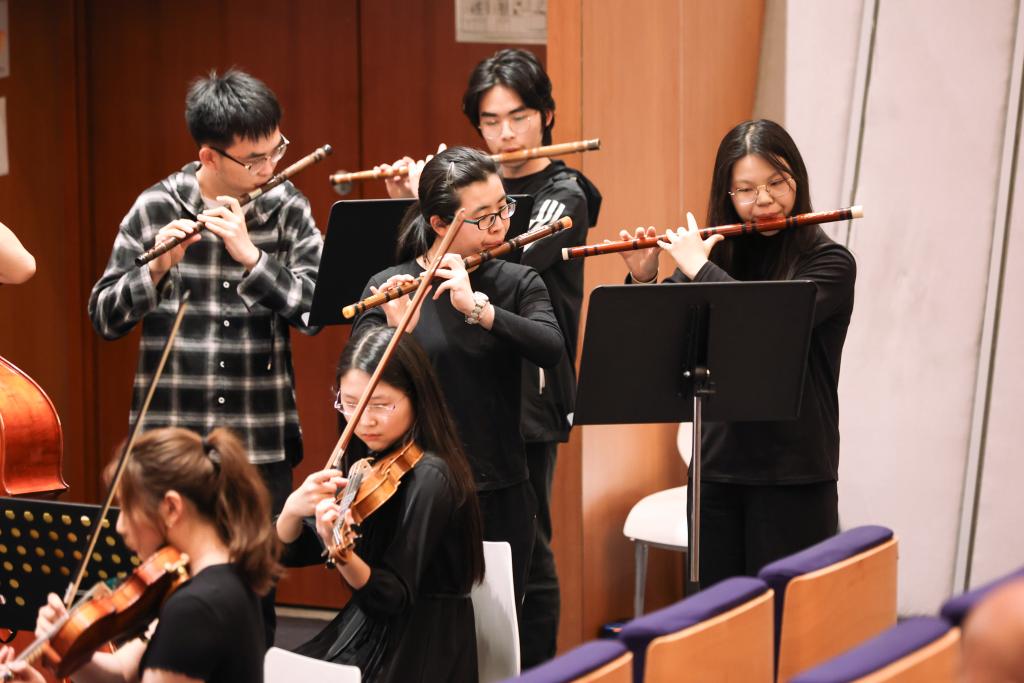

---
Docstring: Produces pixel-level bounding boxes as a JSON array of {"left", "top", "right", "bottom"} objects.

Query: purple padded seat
[
  {"left": 941, "top": 565, "right": 1024, "bottom": 626},
  {"left": 788, "top": 616, "right": 950, "bottom": 683},
  {"left": 618, "top": 576, "right": 769, "bottom": 681},
  {"left": 757, "top": 525, "right": 894, "bottom": 633},
  {"left": 503, "top": 640, "right": 629, "bottom": 683}
]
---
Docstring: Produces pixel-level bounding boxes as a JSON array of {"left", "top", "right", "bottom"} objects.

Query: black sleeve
[
  {"left": 142, "top": 595, "right": 221, "bottom": 679},
  {"left": 689, "top": 246, "right": 857, "bottom": 326},
  {"left": 279, "top": 516, "right": 327, "bottom": 568},
  {"left": 489, "top": 268, "right": 564, "bottom": 368},
  {"left": 351, "top": 273, "right": 390, "bottom": 339},
  {"left": 352, "top": 463, "right": 457, "bottom": 619},
  {"left": 520, "top": 180, "right": 591, "bottom": 275}
]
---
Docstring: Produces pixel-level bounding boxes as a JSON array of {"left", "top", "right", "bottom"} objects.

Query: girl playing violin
[
  {"left": 276, "top": 325, "right": 484, "bottom": 682},
  {"left": 621, "top": 119, "right": 857, "bottom": 589},
  {"left": 351, "top": 146, "right": 563, "bottom": 605},
  {"left": 1, "top": 427, "right": 280, "bottom": 683}
]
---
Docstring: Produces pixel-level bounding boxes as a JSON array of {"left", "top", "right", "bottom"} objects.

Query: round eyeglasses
[
  {"left": 478, "top": 112, "right": 538, "bottom": 141},
  {"left": 728, "top": 176, "right": 793, "bottom": 205}
]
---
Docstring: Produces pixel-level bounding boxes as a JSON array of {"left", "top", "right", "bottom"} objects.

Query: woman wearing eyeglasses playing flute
[
  {"left": 351, "top": 146, "right": 564, "bottom": 610},
  {"left": 621, "top": 119, "right": 857, "bottom": 590}
]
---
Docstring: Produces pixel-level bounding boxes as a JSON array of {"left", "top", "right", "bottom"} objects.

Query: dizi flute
[
  {"left": 342, "top": 216, "right": 573, "bottom": 319},
  {"left": 329, "top": 139, "right": 600, "bottom": 187},
  {"left": 561, "top": 206, "right": 864, "bottom": 260},
  {"left": 135, "top": 144, "right": 334, "bottom": 267}
]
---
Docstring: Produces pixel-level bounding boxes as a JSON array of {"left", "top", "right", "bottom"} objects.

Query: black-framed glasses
[
  {"left": 462, "top": 198, "right": 517, "bottom": 231},
  {"left": 728, "top": 176, "right": 793, "bottom": 205},
  {"left": 210, "top": 135, "right": 289, "bottom": 175}
]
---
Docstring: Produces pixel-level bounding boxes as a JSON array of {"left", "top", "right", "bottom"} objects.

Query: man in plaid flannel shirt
[{"left": 88, "top": 70, "right": 323, "bottom": 516}]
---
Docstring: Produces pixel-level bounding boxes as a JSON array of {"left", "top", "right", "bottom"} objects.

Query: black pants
[
  {"left": 479, "top": 481, "right": 537, "bottom": 607},
  {"left": 257, "top": 459, "right": 294, "bottom": 648},
  {"left": 688, "top": 479, "right": 839, "bottom": 590},
  {"left": 519, "top": 441, "right": 560, "bottom": 669}
]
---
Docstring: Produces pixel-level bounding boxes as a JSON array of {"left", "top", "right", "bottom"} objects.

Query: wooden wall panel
[
  {"left": 357, "top": 0, "right": 546, "bottom": 198},
  {"left": 548, "top": 0, "right": 764, "bottom": 647},
  {"left": 0, "top": 0, "right": 92, "bottom": 497}
]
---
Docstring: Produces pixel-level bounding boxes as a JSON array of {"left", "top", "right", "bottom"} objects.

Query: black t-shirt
[
  {"left": 353, "top": 258, "right": 562, "bottom": 490},
  {"left": 503, "top": 161, "right": 602, "bottom": 442},
  {"left": 140, "top": 563, "right": 264, "bottom": 683},
  {"left": 664, "top": 233, "right": 857, "bottom": 484}
]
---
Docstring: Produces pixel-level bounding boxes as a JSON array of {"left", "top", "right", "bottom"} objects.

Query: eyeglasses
[
  {"left": 462, "top": 198, "right": 517, "bottom": 231},
  {"left": 728, "top": 176, "right": 793, "bottom": 205},
  {"left": 334, "top": 394, "right": 406, "bottom": 418},
  {"left": 210, "top": 135, "right": 289, "bottom": 175},
  {"left": 478, "top": 112, "right": 538, "bottom": 140}
]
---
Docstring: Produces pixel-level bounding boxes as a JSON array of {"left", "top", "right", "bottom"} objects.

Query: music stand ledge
[{"left": 573, "top": 281, "right": 817, "bottom": 584}]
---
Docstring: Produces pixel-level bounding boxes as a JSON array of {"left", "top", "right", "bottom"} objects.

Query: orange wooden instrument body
[
  {"left": 11, "top": 546, "right": 189, "bottom": 679},
  {"left": 0, "top": 355, "right": 67, "bottom": 497},
  {"left": 348, "top": 442, "right": 424, "bottom": 525}
]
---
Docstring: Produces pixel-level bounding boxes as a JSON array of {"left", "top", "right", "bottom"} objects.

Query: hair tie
[
  {"left": 201, "top": 437, "right": 221, "bottom": 470},
  {"left": 446, "top": 161, "right": 456, "bottom": 183}
]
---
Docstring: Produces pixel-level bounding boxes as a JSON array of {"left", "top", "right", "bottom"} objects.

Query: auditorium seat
[
  {"left": 757, "top": 525, "right": 898, "bottom": 681},
  {"left": 788, "top": 617, "right": 959, "bottom": 683},
  {"left": 502, "top": 640, "right": 632, "bottom": 683},
  {"left": 618, "top": 575, "right": 774, "bottom": 682}
]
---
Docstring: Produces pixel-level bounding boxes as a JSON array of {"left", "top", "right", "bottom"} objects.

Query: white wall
[{"left": 755, "top": 0, "right": 1024, "bottom": 614}]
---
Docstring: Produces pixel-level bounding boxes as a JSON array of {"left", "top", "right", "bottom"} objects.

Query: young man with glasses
[
  {"left": 88, "top": 68, "right": 322, "bottom": 561},
  {"left": 463, "top": 48, "right": 602, "bottom": 668}
]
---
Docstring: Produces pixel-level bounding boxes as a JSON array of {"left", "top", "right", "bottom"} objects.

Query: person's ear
[
  {"left": 161, "top": 491, "right": 185, "bottom": 531},
  {"left": 429, "top": 215, "right": 449, "bottom": 238},
  {"left": 198, "top": 146, "right": 219, "bottom": 169},
  {"left": 543, "top": 109, "right": 554, "bottom": 129}
]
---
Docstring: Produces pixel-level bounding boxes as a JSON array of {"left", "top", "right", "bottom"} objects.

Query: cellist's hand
[
  {"left": 277, "top": 469, "right": 345, "bottom": 544},
  {"left": 0, "top": 645, "right": 46, "bottom": 683}
]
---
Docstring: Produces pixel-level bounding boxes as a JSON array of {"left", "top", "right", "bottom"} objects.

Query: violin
[
  {"left": 324, "top": 442, "right": 424, "bottom": 567},
  {"left": 6, "top": 546, "right": 189, "bottom": 678}
]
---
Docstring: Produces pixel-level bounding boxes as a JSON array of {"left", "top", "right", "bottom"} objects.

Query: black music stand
[
  {"left": 308, "top": 195, "right": 534, "bottom": 326},
  {"left": 573, "top": 281, "right": 817, "bottom": 585},
  {"left": 0, "top": 497, "right": 138, "bottom": 632}
]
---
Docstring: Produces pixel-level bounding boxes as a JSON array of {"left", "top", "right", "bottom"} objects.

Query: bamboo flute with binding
[
  {"left": 561, "top": 206, "right": 864, "bottom": 261},
  {"left": 329, "top": 139, "right": 600, "bottom": 188},
  {"left": 135, "top": 144, "right": 334, "bottom": 267},
  {"left": 343, "top": 216, "right": 573, "bottom": 319}
]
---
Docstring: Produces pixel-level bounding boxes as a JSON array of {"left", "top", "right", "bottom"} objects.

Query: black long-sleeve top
[
  {"left": 353, "top": 258, "right": 563, "bottom": 491},
  {"left": 662, "top": 234, "right": 856, "bottom": 483},
  {"left": 284, "top": 454, "right": 479, "bottom": 682}
]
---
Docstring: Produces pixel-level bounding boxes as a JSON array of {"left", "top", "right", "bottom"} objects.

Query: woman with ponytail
[
  {"left": 349, "top": 146, "right": 563, "bottom": 608},
  {"left": 20, "top": 427, "right": 280, "bottom": 683},
  {"left": 277, "top": 326, "right": 484, "bottom": 682}
]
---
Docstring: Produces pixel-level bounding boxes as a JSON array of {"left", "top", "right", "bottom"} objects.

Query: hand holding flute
[{"left": 619, "top": 212, "right": 724, "bottom": 282}]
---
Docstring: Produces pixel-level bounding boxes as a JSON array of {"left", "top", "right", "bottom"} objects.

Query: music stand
[
  {"left": 0, "top": 497, "right": 138, "bottom": 632},
  {"left": 308, "top": 195, "right": 534, "bottom": 326},
  {"left": 573, "top": 281, "right": 817, "bottom": 584}
]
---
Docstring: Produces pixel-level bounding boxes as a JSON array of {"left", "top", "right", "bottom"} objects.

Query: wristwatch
[{"left": 465, "top": 291, "right": 490, "bottom": 325}]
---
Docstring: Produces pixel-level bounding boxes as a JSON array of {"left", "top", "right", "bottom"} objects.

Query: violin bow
[
  {"left": 324, "top": 210, "right": 467, "bottom": 471},
  {"left": 64, "top": 291, "right": 192, "bottom": 606}
]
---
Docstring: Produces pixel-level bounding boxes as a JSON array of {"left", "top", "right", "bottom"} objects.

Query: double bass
[{"left": 0, "top": 355, "right": 66, "bottom": 497}]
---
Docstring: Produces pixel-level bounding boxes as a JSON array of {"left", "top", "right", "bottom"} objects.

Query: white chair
[
  {"left": 470, "top": 540, "right": 521, "bottom": 682},
  {"left": 622, "top": 423, "right": 691, "bottom": 617},
  {"left": 264, "top": 646, "right": 361, "bottom": 682}
]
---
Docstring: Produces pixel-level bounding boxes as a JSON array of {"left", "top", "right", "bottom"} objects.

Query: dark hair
[
  {"left": 463, "top": 49, "right": 555, "bottom": 145},
  {"left": 395, "top": 146, "right": 500, "bottom": 262},
  {"left": 706, "top": 119, "right": 828, "bottom": 280},
  {"left": 185, "top": 69, "right": 282, "bottom": 148},
  {"left": 115, "top": 427, "right": 282, "bottom": 595},
  {"left": 337, "top": 326, "right": 485, "bottom": 585}
]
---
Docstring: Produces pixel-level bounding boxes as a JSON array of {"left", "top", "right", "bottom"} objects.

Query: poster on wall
[
  {"left": 0, "top": 1, "right": 8, "bottom": 79},
  {"left": 0, "top": 98, "right": 8, "bottom": 176},
  {"left": 455, "top": 0, "right": 546, "bottom": 45}
]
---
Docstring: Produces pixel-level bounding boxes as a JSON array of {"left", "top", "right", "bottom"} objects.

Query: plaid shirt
[{"left": 88, "top": 162, "right": 323, "bottom": 465}]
